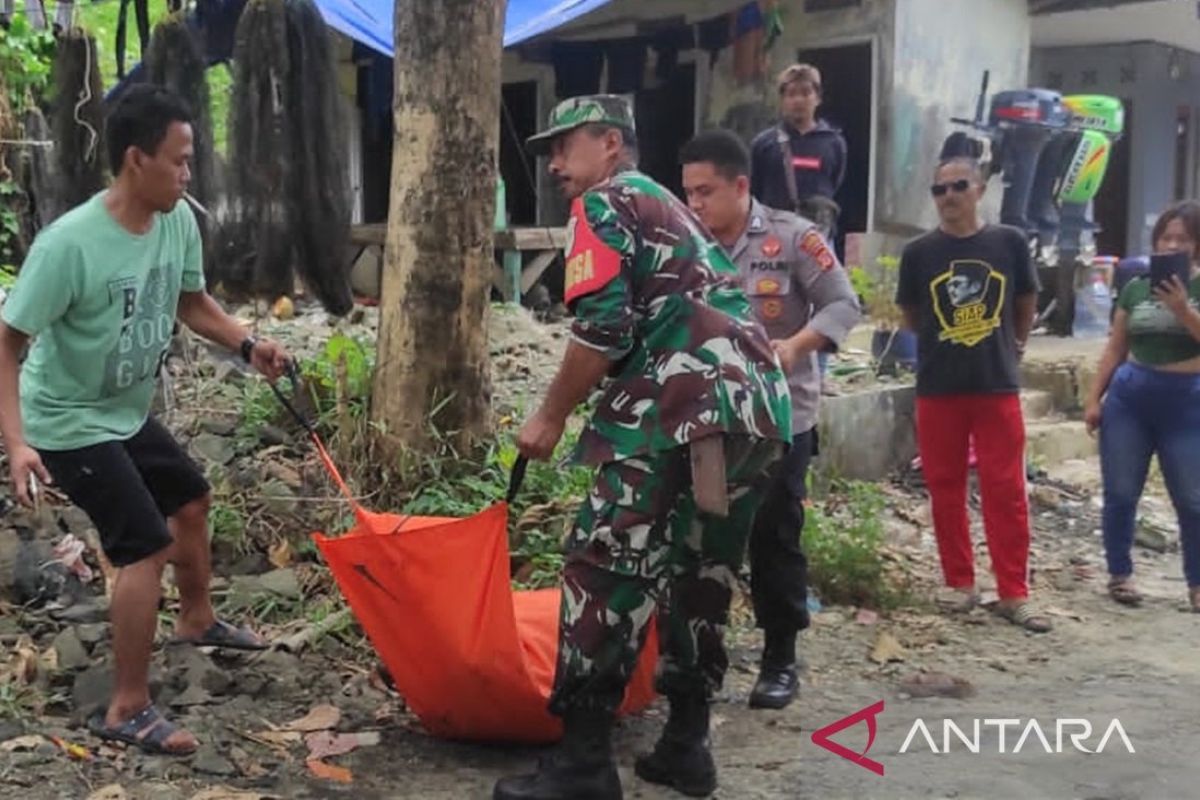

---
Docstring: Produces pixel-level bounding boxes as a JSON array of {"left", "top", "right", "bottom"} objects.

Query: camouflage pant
[{"left": 548, "top": 435, "right": 782, "bottom": 716}]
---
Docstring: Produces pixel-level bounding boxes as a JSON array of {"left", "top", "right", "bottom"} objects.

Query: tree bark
[{"left": 373, "top": 0, "right": 506, "bottom": 461}]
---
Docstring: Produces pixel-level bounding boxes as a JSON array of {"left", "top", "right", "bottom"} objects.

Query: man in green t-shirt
[{"left": 0, "top": 86, "right": 291, "bottom": 755}]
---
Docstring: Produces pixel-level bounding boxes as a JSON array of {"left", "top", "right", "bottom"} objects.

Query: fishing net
[
  {"left": 50, "top": 28, "right": 106, "bottom": 213},
  {"left": 144, "top": 12, "right": 219, "bottom": 277},
  {"left": 223, "top": 0, "right": 352, "bottom": 314}
]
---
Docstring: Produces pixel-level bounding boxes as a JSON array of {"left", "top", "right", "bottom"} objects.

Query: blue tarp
[{"left": 316, "top": 0, "right": 616, "bottom": 56}]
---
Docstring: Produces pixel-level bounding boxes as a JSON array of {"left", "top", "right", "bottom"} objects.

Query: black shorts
[{"left": 38, "top": 417, "right": 211, "bottom": 567}]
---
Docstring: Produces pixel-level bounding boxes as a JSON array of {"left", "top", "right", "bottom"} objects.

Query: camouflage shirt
[{"left": 564, "top": 168, "right": 792, "bottom": 465}]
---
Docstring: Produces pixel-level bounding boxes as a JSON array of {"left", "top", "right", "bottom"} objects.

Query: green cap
[{"left": 525, "top": 94, "right": 636, "bottom": 155}]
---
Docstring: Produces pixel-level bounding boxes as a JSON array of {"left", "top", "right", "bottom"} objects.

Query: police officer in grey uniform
[{"left": 681, "top": 129, "right": 861, "bottom": 709}]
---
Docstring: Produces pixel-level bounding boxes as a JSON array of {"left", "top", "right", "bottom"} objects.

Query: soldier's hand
[
  {"left": 771, "top": 339, "right": 799, "bottom": 374},
  {"left": 517, "top": 410, "right": 565, "bottom": 461}
]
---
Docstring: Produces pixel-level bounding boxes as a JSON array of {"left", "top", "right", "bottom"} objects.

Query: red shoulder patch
[
  {"left": 800, "top": 229, "right": 837, "bottom": 271},
  {"left": 563, "top": 198, "right": 623, "bottom": 305}
]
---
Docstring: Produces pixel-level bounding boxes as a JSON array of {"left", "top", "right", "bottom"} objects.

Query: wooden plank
[
  {"left": 350, "top": 225, "right": 568, "bottom": 252},
  {"left": 349, "top": 224, "right": 387, "bottom": 246},
  {"left": 520, "top": 251, "right": 559, "bottom": 294},
  {"left": 493, "top": 227, "right": 568, "bottom": 251}
]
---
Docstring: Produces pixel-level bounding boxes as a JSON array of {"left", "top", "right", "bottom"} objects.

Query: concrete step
[
  {"left": 1025, "top": 419, "right": 1096, "bottom": 466},
  {"left": 1020, "top": 389, "right": 1056, "bottom": 422}
]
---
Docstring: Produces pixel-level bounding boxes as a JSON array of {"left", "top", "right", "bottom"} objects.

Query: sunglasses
[{"left": 930, "top": 179, "right": 972, "bottom": 197}]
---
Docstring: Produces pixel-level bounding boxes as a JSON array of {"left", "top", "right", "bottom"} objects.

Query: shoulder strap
[{"left": 776, "top": 125, "right": 801, "bottom": 214}]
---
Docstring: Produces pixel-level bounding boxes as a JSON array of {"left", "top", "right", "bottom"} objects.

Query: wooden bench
[{"left": 347, "top": 224, "right": 567, "bottom": 303}]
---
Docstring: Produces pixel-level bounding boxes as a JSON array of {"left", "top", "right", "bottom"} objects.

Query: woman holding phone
[{"left": 1085, "top": 200, "right": 1200, "bottom": 611}]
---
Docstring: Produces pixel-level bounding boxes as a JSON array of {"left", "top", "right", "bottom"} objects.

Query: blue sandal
[{"left": 87, "top": 704, "right": 197, "bottom": 755}]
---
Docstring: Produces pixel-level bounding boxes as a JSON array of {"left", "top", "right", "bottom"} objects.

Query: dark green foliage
[
  {"left": 50, "top": 29, "right": 107, "bottom": 214},
  {"left": 223, "top": 0, "right": 352, "bottom": 314}
]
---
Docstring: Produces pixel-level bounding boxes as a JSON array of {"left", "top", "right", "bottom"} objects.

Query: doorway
[
  {"left": 1093, "top": 99, "right": 1131, "bottom": 257},
  {"left": 796, "top": 42, "right": 874, "bottom": 250},
  {"left": 500, "top": 81, "right": 540, "bottom": 226},
  {"left": 634, "top": 63, "right": 697, "bottom": 200}
]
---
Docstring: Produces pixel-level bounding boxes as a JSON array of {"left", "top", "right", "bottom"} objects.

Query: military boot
[
  {"left": 493, "top": 708, "right": 622, "bottom": 800},
  {"left": 634, "top": 694, "right": 717, "bottom": 797},
  {"left": 748, "top": 629, "right": 798, "bottom": 710}
]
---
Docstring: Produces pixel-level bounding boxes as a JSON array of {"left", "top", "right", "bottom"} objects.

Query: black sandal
[
  {"left": 169, "top": 620, "right": 268, "bottom": 650},
  {"left": 87, "top": 704, "right": 198, "bottom": 756}
]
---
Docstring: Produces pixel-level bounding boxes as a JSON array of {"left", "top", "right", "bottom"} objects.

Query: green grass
[{"left": 803, "top": 480, "right": 910, "bottom": 610}]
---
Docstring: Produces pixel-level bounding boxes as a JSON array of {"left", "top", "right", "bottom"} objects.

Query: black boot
[
  {"left": 634, "top": 694, "right": 717, "bottom": 797},
  {"left": 493, "top": 708, "right": 622, "bottom": 800},
  {"left": 749, "top": 629, "right": 798, "bottom": 710}
]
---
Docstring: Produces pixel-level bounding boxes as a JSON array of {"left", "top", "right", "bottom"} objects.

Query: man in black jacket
[{"left": 750, "top": 63, "right": 847, "bottom": 232}]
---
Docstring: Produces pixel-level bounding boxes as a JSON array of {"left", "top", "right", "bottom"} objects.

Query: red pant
[{"left": 916, "top": 394, "right": 1030, "bottom": 601}]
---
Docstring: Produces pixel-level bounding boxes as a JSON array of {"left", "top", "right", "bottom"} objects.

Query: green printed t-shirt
[
  {"left": 1117, "top": 275, "right": 1200, "bottom": 366},
  {"left": 1, "top": 192, "right": 204, "bottom": 451}
]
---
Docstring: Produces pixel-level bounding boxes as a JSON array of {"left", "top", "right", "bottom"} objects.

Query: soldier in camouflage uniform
[
  {"left": 493, "top": 96, "right": 791, "bottom": 800},
  {"left": 681, "top": 130, "right": 861, "bottom": 711}
]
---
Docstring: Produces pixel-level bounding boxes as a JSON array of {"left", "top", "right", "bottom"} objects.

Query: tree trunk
[{"left": 372, "top": 0, "right": 506, "bottom": 462}]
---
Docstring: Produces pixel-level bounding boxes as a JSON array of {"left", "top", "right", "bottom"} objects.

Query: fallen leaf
[
  {"left": 869, "top": 631, "right": 907, "bottom": 665},
  {"left": 268, "top": 539, "right": 293, "bottom": 570},
  {"left": 304, "top": 731, "right": 381, "bottom": 760},
  {"left": 86, "top": 786, "right": 128, "bottom": 800},
  {"left": 0, "top": 735, "right": 46, "bottom": 752},
  {"left": 5, "top": 635, "right": 40, "bottom": 684},
  {"left": 306, "top": 758, "right": 353, "bottom": 783},
  {"left": 49, "top": 735, "right": 93, "bottom": 761},
  {"left": 247, "top": 730, "right": 302, "bottom": 747},
  {"left": 281, "top": 704, "right": 341, "bottom": 733}
]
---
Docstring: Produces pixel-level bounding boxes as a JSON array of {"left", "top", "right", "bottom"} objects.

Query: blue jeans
[{"left": 1100, "top": 362, "right": 1200, "bottom": 587}]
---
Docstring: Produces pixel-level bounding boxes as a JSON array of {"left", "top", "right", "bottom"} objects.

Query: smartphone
[{"left": 1149, "top": 251, "right": 1190, "bottom": 289}]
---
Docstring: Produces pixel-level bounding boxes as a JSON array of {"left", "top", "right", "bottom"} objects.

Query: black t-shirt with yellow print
[{"left": 895, "top": 224, "right": 1040, "bottom": 397}]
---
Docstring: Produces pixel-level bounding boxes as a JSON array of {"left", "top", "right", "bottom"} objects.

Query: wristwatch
[{"left": 240, "top": 335, "right": 259, "bottom": 363}]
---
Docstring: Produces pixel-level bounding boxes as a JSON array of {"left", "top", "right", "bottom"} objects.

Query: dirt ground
[{"left": 1, "top": 304, "right": 1196, "bottom": 800}]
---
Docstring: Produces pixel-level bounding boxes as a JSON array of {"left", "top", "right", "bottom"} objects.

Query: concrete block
[
  {"left": 817, "top": 385, "right": 917, "bottom": 481},
  {"left": 1019, "top": 390, "right": 1056, "bottom": 421},
  {"left": 1025, "top": 420, "right": 1096, "bottom": 466}
]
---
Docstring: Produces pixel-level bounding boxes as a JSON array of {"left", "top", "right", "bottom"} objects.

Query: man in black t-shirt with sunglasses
[{"left": 895, "top": 153, "right": 1052, "bottom": 634}]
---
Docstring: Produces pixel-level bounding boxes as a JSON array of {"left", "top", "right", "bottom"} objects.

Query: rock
[
  {"left": 52, "top": 627, "right": 91, "bottom": 671},
  {"left": 212, "top": 360, "right": 248, "bottom": 386},
  {"left": 0, "top": 719, "right": 26, "bottom": 741},
  {"left": 898, "top": 672, "right": 975, "bottom": 699},
  {"left": 257, "top": 568, "right": 302, "bottom": 599},
  {"left": 51, "top": 598, "right": 110, "bottom": 624},
  {"left": 191, "top": 744, "right": 238, "bottom": 777},
  {"left": 258, "top": 425, "right": 290, "bottom": 447},
  {"left": 167, "top": 683, "right": 212, "bottom": 708},
  {"left": 73, "top": 664, "right": 163, "bottom": 720},
  {"left": 75, "top": 623, "right": 107, "bottom": 647},
  {"left": 72, "top": 664, "right": 113, "bottom": 717},
  {"left": 234, "top": 673, "right": 269, "bottom": 698},
  {"left": 1135, "top": 522, "right": 1170, "bottom": 554},
  {"left": 166, "top": 644, "right": 232, "bottom": 696},
  {"left": 192, "top": 434, "right": 237, "bottom": 466},
  {"left": 260, "top": 479, "right": 299, "bottom": 516},
  {"left": 199, "top": 417, "right": 238, "bottom": 437}
]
